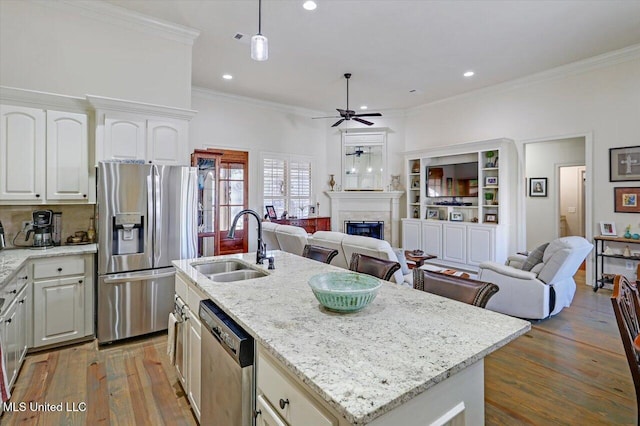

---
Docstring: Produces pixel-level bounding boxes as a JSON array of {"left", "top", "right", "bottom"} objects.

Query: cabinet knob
[
  {"left": 253, "top": 409, "right": 262, "bottom": 418},
  {"left": 148, "top": 161, "right": 152, "bottom": 164},
  {"left": 83, "top": 194, "right": 87, "bottom": 198},
  {"left": 79, "top": 280, "right": 83, "bottom": 284},
  {"left": 21, "top": 276, "right": 28, "bottom": 280},
  {"left": 35, "top": 194, "right": 40, "bottom": 198},
  {"left": 279, "top": 398, "right": 289, "bottom": 409},
  {"left": 10, "top": 289, "right": 17, "bottom": 294},
  {"left": 19, "top": 299, "right": 25, "bottom": 304},
  {"left": 57, "top": 267, "right": 63, "bottom": 272},
  {"left": 6, "top": 318, "right": 11, "bottom": 324}
]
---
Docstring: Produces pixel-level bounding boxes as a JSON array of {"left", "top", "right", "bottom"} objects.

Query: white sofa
[
  {"left": 269, "top": 225, "right": 412, "bottom": 285},
  {"left": 262, "top": 222, "right": 281, "bottom": 251},
  {"left": 478, "top": 236, "right": 593, "bottom": 319}
]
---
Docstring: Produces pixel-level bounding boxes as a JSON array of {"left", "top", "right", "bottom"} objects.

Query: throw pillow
[
  {"left": 521, "top": 243, "right": 549, "bottom": 271},
  {"left": 393, "top": 248, "right": 410, "bottom": 275}
]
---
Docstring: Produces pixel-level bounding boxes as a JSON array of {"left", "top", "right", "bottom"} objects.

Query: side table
[{"left": 404, "top": 251, "right": 437, "bottom": 268}]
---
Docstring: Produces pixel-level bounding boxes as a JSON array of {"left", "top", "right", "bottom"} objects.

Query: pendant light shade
[
  {"left": 251, "top": 0, "right": 268, "bottom": 61},
  {"left": 251, "top": 34, "right": 268, "bottom": 61}
]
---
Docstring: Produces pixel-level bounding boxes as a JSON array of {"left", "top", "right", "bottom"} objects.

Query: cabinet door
[
  {"left": 103, "top": 114, "right": 146, "bottom": 161},
  {"left": 147, "top": 119, "right": 187, "bottom": 165},
  {"left": 442, "top": 224, "right": 467, "bottom": 264},
  {"left": 0, "top": 105, "right": 46, "bottom": 201},
  {"left": 402, "top": 220, "right": 422, "bottom": 251},
  {"left": 15, "top": 283, "right": 29, "bottom": 364},
  {"left": 421, "top": 222, "right": 442, "bottom": 258},
  {"left": 2, "top": 300, "right": 18, "bottom": 389},
  {"left": 256, "top": 395, "right": 288, "bottom": 426},
  {"left": 467, "top": 225, "right": 495, "bottom": 266},
  {"left": 33, "top": 276, "right": 85, "bottom": 347},
  {"left": 187, "top": 316, "right": 202, "bottom": 421},
  {"left": 46, "top": 110, "right": 89, "bottom": 201}
]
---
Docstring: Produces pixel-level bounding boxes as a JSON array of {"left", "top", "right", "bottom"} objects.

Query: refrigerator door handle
[
  {"left": 148, "top": 169, "right": 157, "bottom": 265},
  {"left": 103, "top": 270, "right": 175, "bottom": 284}
]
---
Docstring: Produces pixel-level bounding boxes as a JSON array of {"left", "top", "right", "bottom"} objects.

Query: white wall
[
  {"left": 525, "top": 138, "right": 585, "bottom": 249},
  {"left": 405, "top": 54, "right": 640, "bottom": 247},
  {"left": 189, "top": 89, "right": 328, "bottom": 250},
  {"left": 0, "top": 0, "right": 194, "bottom": 108}
]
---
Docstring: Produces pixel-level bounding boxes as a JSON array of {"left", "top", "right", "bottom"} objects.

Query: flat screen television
[{"left": 426, "top": 162, "right": 478, "bottom": 197}]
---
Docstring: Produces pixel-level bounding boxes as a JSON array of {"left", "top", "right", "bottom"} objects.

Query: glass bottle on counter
[{"left": 87, "top": 217, "right": 96, "bottom": 243}]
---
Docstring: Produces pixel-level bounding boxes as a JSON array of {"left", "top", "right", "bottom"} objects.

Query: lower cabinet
[
  {"left": 0, "top": 266, "right": 30, "bottom": 391},
  {"left": 174, "top": 271, "right": 205, "bottom": 422},
  {"left": 256, "top": 346, "right": 337, "bottom": 426},
  {"left": 31, "top": 254, "right": 94, "bottom": 348}
]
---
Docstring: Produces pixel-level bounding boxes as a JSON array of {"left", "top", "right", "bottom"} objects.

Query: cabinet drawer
[
  {"left": 33, "top": 256, "right": 85, "bottom": 279},
  {"left": 258, "top": 350, "right": 337, "bottom": 426},
  {"left": 175, "top": 271, "right": 189, "bottom": 301}
]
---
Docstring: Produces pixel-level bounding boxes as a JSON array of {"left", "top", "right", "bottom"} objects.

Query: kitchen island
[{"left": 174, "top": 251, "right": 530, "bottom": 425}]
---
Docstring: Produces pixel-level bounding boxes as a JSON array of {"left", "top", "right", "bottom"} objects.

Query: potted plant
[
  {"left": 484, "top": 192, "right": 494, "bottom": 205},
  {"left": 485, "top": 151, "right": 495, "bottom": 168}
]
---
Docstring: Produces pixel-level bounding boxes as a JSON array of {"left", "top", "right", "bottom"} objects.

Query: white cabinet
[
  {"left": 0, "top": 105, "right": 46, "bottom": 201},
  {"left": 174, "top": 271, "right": 206, "bottom": 422},
  {"left": 0, "top": 104, "right": 90, "bottom": 203},
  {"left": 89, "top": 94, "right": 197, "bottom": 166},
  {"left": 256, "top": 394, "right": 288, "bottom": 426},
  {"left": 467, "top": 225, "right": 495, "bottom": 266},
  {"left": 0, "top": 266, "right": 30, "bottom": 390},
  {"left": 257, "top": 346, "right": 338, "bottom": 426},
  {"left": 46, "top": 110, "right": 89, "bottom": 201},
  {"left": 401, "top": 219, "right": 421, "bottom": 251},
  {"left": 32, "top": 254, "right": 94, "bottom": 348},
  {"left": 442, "top": 223, "right": 467, "bottom": 264},
  {"left": 421, "top": 221, "right": 442, "bottom": 258}
]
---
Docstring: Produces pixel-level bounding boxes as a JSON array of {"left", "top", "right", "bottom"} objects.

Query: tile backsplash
[{"left": 0, "top": 205, "right": 95, "bottom": 248}]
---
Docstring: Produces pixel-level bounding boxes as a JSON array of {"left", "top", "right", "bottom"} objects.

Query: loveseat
[{"left": 262, "top": 223, "right": 412, "bottom": 285}]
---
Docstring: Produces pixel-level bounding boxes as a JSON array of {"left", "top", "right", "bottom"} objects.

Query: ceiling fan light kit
[
  {"left": 313, "top": 73, "right": 382, "bottom": 127},
  {"left": 251, "top": 0, "right": 268, "bottom": 61}
]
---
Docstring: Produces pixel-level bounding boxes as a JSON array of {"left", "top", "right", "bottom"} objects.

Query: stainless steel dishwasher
[{"left": 200, "top": 299, "right": 255, "bottom": 426}]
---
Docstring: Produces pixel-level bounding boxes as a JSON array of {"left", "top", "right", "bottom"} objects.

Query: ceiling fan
[
  {"left": 313, "top": 73, "right": 382, "bottom": 127},
  {"left": 345, "top": 147, "right": 366, "bottom": 157}
]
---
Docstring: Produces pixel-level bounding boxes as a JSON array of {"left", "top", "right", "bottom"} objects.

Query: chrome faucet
[{"left": 227, "top": 209, "right": 275, "bottom": 269}]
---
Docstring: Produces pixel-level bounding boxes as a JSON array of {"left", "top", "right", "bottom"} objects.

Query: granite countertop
[
  {"left": 174, "top": 251, "right": 530, "bottom": 425},
  {"left": 0, "top": 244, "right": 97, "bottom": 285}
]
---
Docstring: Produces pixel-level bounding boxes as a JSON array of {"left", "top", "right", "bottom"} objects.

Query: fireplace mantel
[{"left": 325, "top": 191, "right": 404, "bottom": 246}]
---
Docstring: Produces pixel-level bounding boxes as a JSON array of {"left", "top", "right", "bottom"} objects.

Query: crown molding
[
  {"left": 192, "top": 86, "right": 326, "bottom": 118},
  {"left": 0, "top": 86, "right": 89, "bottom": 112},
  {"left": 86, "top": 95, "right": 197, "bottom": 120},
  {"left": 408, "top": 43, "right": 640, "bottom": 114},
  {"left": 35, "top": 0, "right": 200, "bottom": 45}
]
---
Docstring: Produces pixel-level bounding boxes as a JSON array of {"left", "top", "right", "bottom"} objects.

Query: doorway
[{"left": 558, "top": 165, "right": 586, "bottom": 238}]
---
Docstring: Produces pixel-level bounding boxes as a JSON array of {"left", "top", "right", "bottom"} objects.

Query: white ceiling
[{"left": 106, "top": 0, "right": 640, "bottom": 114}]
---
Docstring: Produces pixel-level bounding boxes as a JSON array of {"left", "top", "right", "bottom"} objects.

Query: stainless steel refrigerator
[{"left": 97, "top": 161, "right": 197, "bottom": 344}]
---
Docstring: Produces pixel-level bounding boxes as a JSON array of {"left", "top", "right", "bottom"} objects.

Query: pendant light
[{"left": 251, "top": 0, "right": 268, "bottom": 61}]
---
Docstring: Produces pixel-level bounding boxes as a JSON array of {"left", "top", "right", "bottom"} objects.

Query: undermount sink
[{"left": 191, "top": 259, "right": 268, "bottom": 282}]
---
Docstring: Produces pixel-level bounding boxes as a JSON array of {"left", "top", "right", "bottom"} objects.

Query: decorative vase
[
  {"left": 623, "top": 245, "right": 631, "bottom": 257},
  {"left": 87, "top": 217, "right": 96, "bottom": 243},
  {"left": 633, "top": 233, "right": 640, "bottom": 240},
  {"left": 329, "top": 174, "right": 336, "bottom": 191},
  {"left": 624, "top": 230, "right": 632, "bottom": 239}
]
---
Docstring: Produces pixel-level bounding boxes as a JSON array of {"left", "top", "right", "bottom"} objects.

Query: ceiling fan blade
[
  {"left": 331, "top": 119, "right": 345, "bottom": 127},
  {"left": 353, "top": 117, "right": 374, "bottom": 126},
  {"left": 312, "top": 116, "right": 341, "bottom": 119},
  {"left": 355, "top": 113, "right": 382, "bottom": 117}
]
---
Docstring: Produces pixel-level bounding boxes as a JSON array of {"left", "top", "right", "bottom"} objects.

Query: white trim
[
  {"left": 408, "top": 44, "right": 640, "bottom": 114},
  {"left": 86, "top": 95, "right": 197, "bottom": 120},
  {"left": 36, "top": 0, "right": 200, "bottom": 45},
  {"left": 192, "top": 86, "right": 325, "bottom": 118},
  {"left": 0, "top": 86, "right": 88, "bottom": 113}
]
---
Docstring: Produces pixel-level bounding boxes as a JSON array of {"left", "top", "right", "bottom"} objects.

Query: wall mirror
[{"left": 342, "top": 132, "right": 387, "bottom": 191}]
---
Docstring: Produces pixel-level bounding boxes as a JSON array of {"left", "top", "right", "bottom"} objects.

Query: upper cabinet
[
  {"left": 89, "top": 95, "right": 196, "bottom": 166},
  {"left": 0, "top": 105, "right": 89, "bottom": 204}
]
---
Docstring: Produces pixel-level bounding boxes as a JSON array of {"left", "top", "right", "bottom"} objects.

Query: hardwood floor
[
  {"left": 1, "top": 271, "right": 635, "bottom": 425},
  {"left": 486, "top": 270, "right": 635, "bottom": 425},
  {"left": 1, "top": 334, "right": 196, "bottom": 426}
]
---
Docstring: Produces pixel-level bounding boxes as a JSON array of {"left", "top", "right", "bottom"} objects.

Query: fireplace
[{"left": 344, "top": 221, "right": 384, "bottom": 240}]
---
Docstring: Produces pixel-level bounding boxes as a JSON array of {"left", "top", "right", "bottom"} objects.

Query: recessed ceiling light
[
  {"left": 303, "top": 1, "right": 317, "bottom": 11},
  {"left": 222, "top": 74, "right": 233, "bottom": 80},
  {"left": 360, "top": 105, "right": 368, "bottom": 110},
  {"left": 463, "top": 71, "right": 475, "bottom": 77}
]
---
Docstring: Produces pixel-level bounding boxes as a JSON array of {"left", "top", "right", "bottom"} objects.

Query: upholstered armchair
[{"left": 478, "top": 236, "right": 593, "bottom": 319}]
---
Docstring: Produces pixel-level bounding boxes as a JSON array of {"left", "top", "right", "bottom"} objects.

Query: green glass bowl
[{"left": 308, "top": 272, "right": 382, "bottom": 313}]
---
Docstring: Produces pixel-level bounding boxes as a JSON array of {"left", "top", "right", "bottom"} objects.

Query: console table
[
  {"left": 272, "top": 216, "right": 331, "bottom": 234},
  {"left": 593, "top": 235, "right": 640, "bottom": 292}
]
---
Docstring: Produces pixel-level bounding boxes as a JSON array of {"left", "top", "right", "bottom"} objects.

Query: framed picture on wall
[
  {"left": 610, "top": 145, "right": 640, "bottom": 181},
  {"left": 265, "top": 205, "right": 277, "bottom": 220},
  {"left": 614, "top": 187, "right": 640, "bottom": 213},
  {"left": 529, "top": 177, "right": 547, "bottom": 197}
]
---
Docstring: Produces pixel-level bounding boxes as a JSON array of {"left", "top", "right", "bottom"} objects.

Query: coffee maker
[{"left": 26, "top": 210, "right": 54, "bottom": 248}]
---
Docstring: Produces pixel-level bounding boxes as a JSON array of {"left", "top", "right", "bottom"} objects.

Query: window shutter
[{"left": 263, "top": 158, "right": 286, "bottom": 198}]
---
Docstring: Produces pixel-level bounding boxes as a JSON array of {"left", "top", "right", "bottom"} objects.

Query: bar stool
[
  {"left": 348, "top": 253, "right": 400, "bottom": 282},
  {"left": 302, "top": 244, "right": 339, "bottom": 264},
  {"left": 413, "top": 269, "right": 499, "bottom": 308}
]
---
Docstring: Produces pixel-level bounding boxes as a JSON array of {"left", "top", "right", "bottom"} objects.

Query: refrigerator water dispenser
[{"left": 113, "top": 213, "right": 143, "bottom": 255}]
